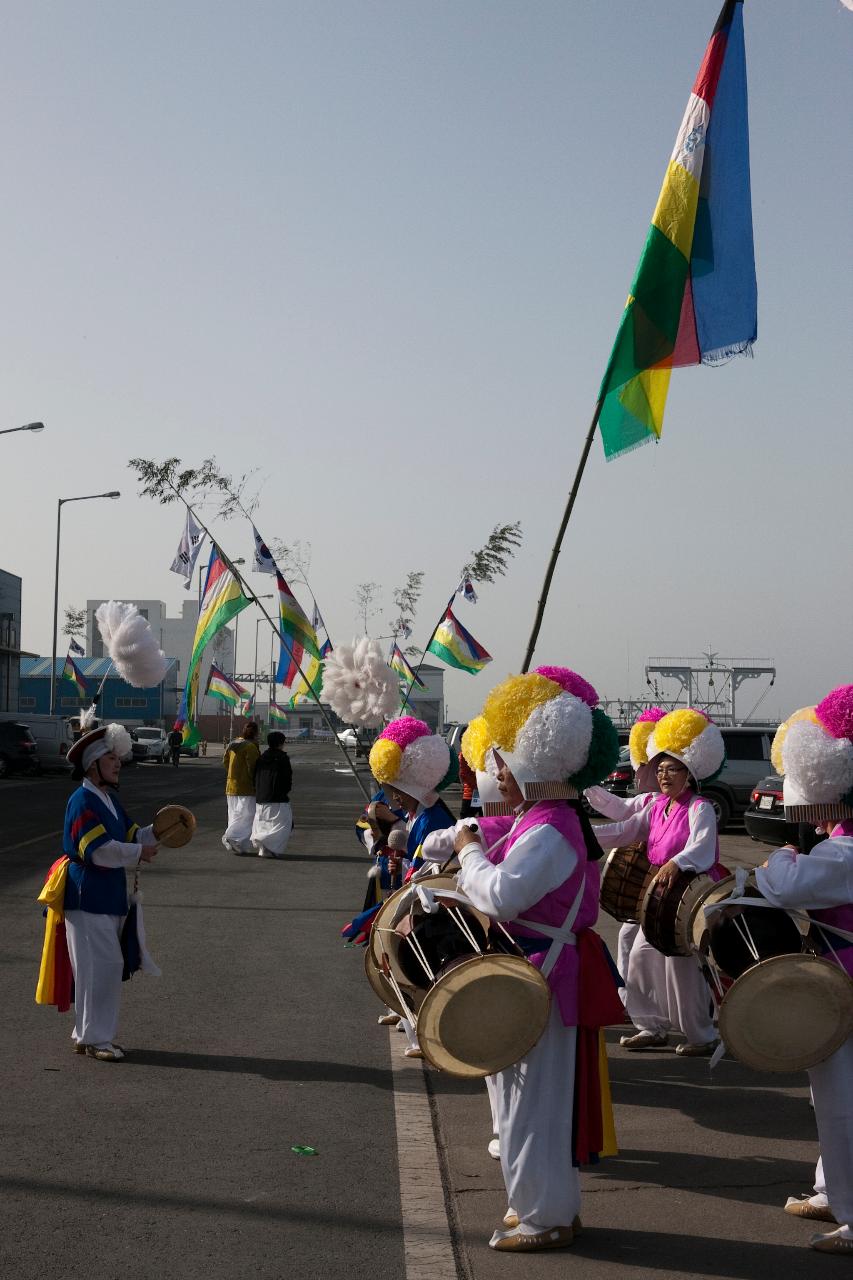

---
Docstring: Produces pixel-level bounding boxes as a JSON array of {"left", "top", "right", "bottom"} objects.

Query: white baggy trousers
[
  {"left": 809, "top": 1035, "right": 853, "bottom": 1230},
  {"left": 491, "top": 1002, "right": 580, "bottom": 1230},
  {"left": 64, "top": 910, "right": 124, "bottom": 1047},
  {"left": 626, "top": 929, "right": 715, "bottom": 1045}
]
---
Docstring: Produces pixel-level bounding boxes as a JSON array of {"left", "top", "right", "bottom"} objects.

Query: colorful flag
[
  {"left": 427, "top": 608, "right": 492, "bottom": 675},
  {"left": 252, "top": 525, "right": 277, "bottom": 574},
  {"left": 456, "top": 578, "right": 478, "bottom": 605},
  {"left": 320, "top": 638, "right": 333, "bottom": 659},
  {"left": 398, "top": 622, "right": 412, "bottom": 640},
  {"left": 180, "top": 548, "right": 251, "bottom": 745},
  {"left": 275, "top": 570, "right": 320, "bottom": 683},
  {"left": 170, "top": 509, "right": 205, "bottom": 588},
  {"left": 69, "top": 638, "right": 85, "bottom": 657},
  {"left": 311, "top": 600, "right": 326, "bottom": 634},
  {"left": 240, "top": 693, "right": 255, "bottom": 717},
  {"left": 389, "top": 643, "right": 425, "bottom": 689},
  {"left": 205, "top": 663, "right": 247, "bottom": 707},
  {"left": 289, "top": 653, "right": 324, "bottom": 707},
  {"left": 269, "top": 701, "right": 289, "bottom": 724},
  {"left": 61, "top": 653, "right": 88, "bottom": 698},
  {"left": 598, "top": 0, "right": 756, "bottom": 461}
]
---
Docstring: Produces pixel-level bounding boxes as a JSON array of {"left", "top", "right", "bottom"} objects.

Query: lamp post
[
  {"left": 0, "top": 421, "right": 45, "bottom": 437},
  {"left": 50, "top": 491, "right": 121, "bottom": 715},
  {"left": 252, "top": 599, "right": 274, "bottom": 702}
]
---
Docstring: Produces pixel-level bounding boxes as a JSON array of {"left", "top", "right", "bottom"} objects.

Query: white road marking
[
  {"left": 3, "top": 829, "right": 63, "bottom": 853},
  {"left": 389, "top": 1028, "right": 460, "bottom": 1280}
]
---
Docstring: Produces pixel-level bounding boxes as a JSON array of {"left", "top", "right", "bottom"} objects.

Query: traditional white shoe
[
  {"left": 403, "top": 1046, "right": 424, "bottom": 1059},
  {"left": 378, "top": 1012, "right": 400, "bottom": 1026},
  {"left": 489, "top": 1224, "right": 575, "bottom": 1251},
  {"left": 675, "top": 1039, "right": 719, "bottom": 1057},
  {"left": 503, "top": 1210, "right": 581, "bottom": 1232},
  {"left": 257, "top": 848, "right": 274, "bottom": 858},
  {"left": 488, "top": 1138, "right": 501, "bottom": 1160},
  {"left": 809, "top": 1228, "right": 853, "bottom": 1253},
  {"left": 620, "top": 1030, "right": 668, "bottom": 1050},
  {"left": 784, "top": 1195, "right": 837, "bottom": 1223},
  {"left": 86, "top": 1043, "right": 125, "bottom": 1062}
]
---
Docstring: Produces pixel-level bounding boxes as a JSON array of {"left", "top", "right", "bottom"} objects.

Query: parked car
[
  {"left": 131, "top": 727, "right": 169, "bottom": 763},
  {"left": 444, "top": 724, "right": 468, "bottom": 756},
  {"left": 584, "top": 746, "right": 633, "bottom": 815},
  {"left": 0, "top": 720, "right": 40, "bottom": 777},
  {"left": 17, "top": 714, "right": 76, "bottom": 772},
  {"left": 335, "top": 728, "right": 359, "bottom": 749},
  {"left": 700, "top": 726, "right": 777, "bottom": 832},
  {"left": 743, "top": 774, "right": 827, "bottom": 852}
]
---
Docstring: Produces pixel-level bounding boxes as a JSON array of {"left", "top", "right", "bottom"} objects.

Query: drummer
[
  {"left": 35, "top": 724, "right": 159, "bottom": 1062},
  {"left": 345, "top": 717, "right": 456, "bottom": 1055},
  {"left": 591, "top": 708, "right": 726, "bottom": 1055},
  {"left": 584, "top": 706, "right": 665, "bottom": 992},
  {"left": 753, "top": 687, "right": 853, "bottom": 1256},
  {"left": 445, "top": 667, "right": 622, "bottom": 1251}
]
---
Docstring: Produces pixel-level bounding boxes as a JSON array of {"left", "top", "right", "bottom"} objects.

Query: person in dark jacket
[{"left": 250, "top": 732, "right": 293, "bottom": 859}]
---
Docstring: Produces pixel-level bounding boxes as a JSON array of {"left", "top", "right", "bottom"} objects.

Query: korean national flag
[{"left": 252, "top": 525, "right": 277, "bottom": 574}]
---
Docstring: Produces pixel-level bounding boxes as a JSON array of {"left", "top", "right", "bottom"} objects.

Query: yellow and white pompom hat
[
  {"left": 460, "top": 665, "right": 619, "bottom": 803},
  {"left": 368, "top": 716, "right": 456, "bottom": 805},
  {"left": 772, "top": 686, "right": 853, "bottom": 823},
  {"left": 645, "top": 707, "right": 725, "bottom": 785}
]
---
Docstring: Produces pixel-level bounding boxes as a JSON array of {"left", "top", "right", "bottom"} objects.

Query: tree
[
  {"left": 354, "top": 582, "right": 380, "bottom": 635},
  {"left": 459, "top": 522, "right": 523, "bottom": 584},
  {"left": 63, "top": 606, "right": 87, "bottom": 639},
  {"left": 390, "top": 570, "right": 424, "bottom": 654}
]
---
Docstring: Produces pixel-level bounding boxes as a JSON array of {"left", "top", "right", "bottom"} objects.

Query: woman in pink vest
[
  {"left": 591, "top": 708, "right": 725, "bottom": 1056},
  {"left": 448, "top": 666, "right": 622, "bottom": 1252},
  {"left": 754, "top": 687, "right": 853, "bottom": 1256}
]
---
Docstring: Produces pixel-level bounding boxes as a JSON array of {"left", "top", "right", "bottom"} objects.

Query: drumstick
[{"left": 438, "top": 823, "right": 479, "bottom": 874}]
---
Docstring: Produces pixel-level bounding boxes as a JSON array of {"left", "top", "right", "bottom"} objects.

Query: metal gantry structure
[{"left": 601, "top": 650, "right": 777, "bottom": 728}]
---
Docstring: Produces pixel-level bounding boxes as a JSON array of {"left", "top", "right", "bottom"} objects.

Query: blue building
[{"left": 20, "top": 657, "right": 180, "bottom": 726}]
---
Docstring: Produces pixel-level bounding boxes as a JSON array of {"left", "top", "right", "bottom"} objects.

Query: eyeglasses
[{"left": 656, "top": 765, "right": 687, "bottom": 777}]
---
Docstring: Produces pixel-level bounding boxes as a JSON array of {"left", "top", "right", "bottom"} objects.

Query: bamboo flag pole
[
  {"left": 520, "top": 398, "right": 603, "bottom": 673},
  {"left": 168, "top": 485, "right": 371, "bottom": 800}
]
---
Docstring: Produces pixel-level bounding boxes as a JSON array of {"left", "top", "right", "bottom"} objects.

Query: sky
[{"left": 1, "top": 0, "right": 851, "bottom": 724}]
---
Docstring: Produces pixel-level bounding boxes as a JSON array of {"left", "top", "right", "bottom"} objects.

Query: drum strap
[{"left": 515, "top": 876, "right": 587, "bottom": 980}]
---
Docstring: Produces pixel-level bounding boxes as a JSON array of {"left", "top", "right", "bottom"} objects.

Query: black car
[
  {"left": 0, "top": 720, "right": 40, "bottom": 777},
  {"left": 744, "top": 774, "right": 826, "bottom": 852}
]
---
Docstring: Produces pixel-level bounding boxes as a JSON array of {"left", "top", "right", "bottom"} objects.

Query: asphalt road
[{"left": 0, "top": 750, "right": 834, "bottom": 1279}]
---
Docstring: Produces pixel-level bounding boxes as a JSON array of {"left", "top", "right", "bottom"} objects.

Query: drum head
[
  {"left": 691, "top": 875, "right": 737, "bottom": 953},
  {"left": 365, "top": 874, "right": 459, "bottom": 1015},
  {"left": 719, "top": 953, "right": 853, "bottom": 1073},
  {"left": 709, "top": 904, "right": 803, "bottom": 980},
  {"left": 417, "top": 954, "right": 551, "bottom": 1078},
  {"left": 152, "top": 805, "right": 196, "bottom": 848}
]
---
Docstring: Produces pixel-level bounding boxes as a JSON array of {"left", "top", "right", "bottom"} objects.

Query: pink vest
[
  {"left": 647, "top": 790, "right": 723, "bottom": 878},
  {"left": 477, "top": 802, "right": 599, "bottom": 1027},
  {"left": 811, "top": 819, "right": 853, "bottom": 979}
]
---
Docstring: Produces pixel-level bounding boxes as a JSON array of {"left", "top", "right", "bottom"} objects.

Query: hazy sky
[{"left": 2, "top": 0, "right": 850, "bottom": 723}]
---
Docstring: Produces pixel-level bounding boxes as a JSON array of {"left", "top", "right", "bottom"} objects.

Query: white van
[{"left": 17, "top": 714, "right": 76, "bottom": 772}]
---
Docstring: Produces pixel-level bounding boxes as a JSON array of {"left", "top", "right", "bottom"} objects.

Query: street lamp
[
  {"left": 252, "top": 599, "right": 274, "bottom": 701},
  {"left": 50, "top": 491, "right": 121, "bottom": 715},
  {"left": 0, "top": 421, "right": 44, "bottom": 437}
]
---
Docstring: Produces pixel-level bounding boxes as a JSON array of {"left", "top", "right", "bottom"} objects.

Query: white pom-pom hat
[
  {"left": 68, "top": 723, "right": 133, "bottom": 779},
  {"left": 645, "top": 708, "right": 725, "bottom": 784},
  {"left": 776, "top": 685, "right": 853, "bottom": 822},
  {"left": 369, "top": 717, "right": 453, "bottom": 805},
  {"left": 459, "top": 666, "right": 617, "bottom": 801},
  {"left": 322, "top": 638, "right": 401, "bottom": 728}
]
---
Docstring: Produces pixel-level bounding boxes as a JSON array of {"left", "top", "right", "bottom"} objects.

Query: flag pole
[
  {"left": 167, "top": 487, "right": 371, "bottom": 800},
  {"left": 521, "top": 398, "right": 603, "bottom": 673},
  {"left": 399, "top": 592, "right": 455, "bottom": 716}
]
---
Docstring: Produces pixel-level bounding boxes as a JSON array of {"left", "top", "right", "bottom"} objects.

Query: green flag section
[
  {"left": 426, "top": 607, "right": 492, "bottom": 675},
  {"left": 598, "top": 0, "right": 756, "bottom": 460},
  {"left": 179, "top": 548, "right": 251, "bottom": 746}
]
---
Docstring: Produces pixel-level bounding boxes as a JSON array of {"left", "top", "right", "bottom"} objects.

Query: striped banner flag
[
  {"left": 205, "top": 664, "right": 247, "bottom": 707},
  {"left": 598, "top": 0, "right": 756, "bottom": 460},
  {"left": 427, "top": 608, "right": 492, "bottom": 675}
]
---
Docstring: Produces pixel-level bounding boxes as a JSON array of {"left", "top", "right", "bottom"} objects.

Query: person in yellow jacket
[{"left": 222, "top": 721, "right": 261, "bottom": 854}]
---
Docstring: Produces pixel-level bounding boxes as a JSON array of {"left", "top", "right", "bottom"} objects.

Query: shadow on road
[
  {"left": 127, "top": 1047, "right": 397, "bottom": 1090},
  {"left": 592, "top": 1147, "right": 814, "bottom": 1207},
  {"left": 568, "top": 1227, "right": 819, "bottom": 1277}
]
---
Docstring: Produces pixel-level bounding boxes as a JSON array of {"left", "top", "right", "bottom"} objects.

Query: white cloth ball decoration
[
  {"left": 512, "top": 694, "right": 593, "bottom": 781},
  {"left": 782, "top": 719, "right": 853, "bottom": 804},
  {"left": 322, "top": 638, "right": 400, "bottom": 728}
]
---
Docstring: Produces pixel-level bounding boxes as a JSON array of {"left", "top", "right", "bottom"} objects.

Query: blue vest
[
  {"left": 408, "top": 800, "right": 455, "bottom": 862},
  {"left": 63, "top": 786, "right": 139, "bottom": 915}
]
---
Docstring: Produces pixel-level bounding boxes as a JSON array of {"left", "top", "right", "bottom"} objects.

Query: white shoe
[
  {"left": 258, "top": 847, "right": 274, "bottom": 858},
  {"left": 488, "top": 1138, "right": 501, "bottom": 1160}
]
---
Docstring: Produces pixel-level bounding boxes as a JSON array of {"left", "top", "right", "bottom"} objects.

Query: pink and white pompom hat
[{"left": 774, "top": 686, "right": 853, "bottom": 823}]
